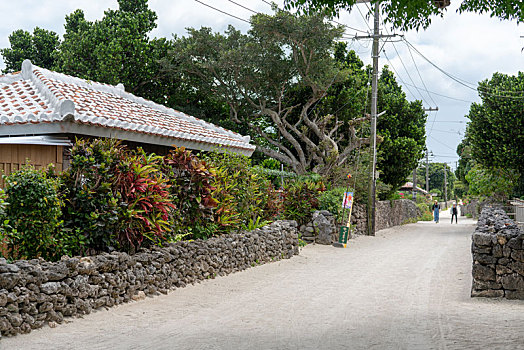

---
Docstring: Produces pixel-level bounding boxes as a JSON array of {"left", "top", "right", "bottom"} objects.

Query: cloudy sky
[{"left": 0, "top": 0, "right": 522, "bottom": 168}]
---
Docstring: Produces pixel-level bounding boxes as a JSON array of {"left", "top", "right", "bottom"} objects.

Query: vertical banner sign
[
  {"left": 338, "top": 192, "right": 354, "bottom": 247},
  {"left": 342, "top": 192, "right": 353, "bottom": 210}
]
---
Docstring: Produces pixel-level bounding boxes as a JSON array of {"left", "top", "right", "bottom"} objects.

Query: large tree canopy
[
  {"left": 458, "top": 71, "right": 524, "bottom": 198},
  {"left": 1, "top": 27, "right": 60, "bottom": 73},
  {"left": 377, "top": 67, "right": 426, "bottom": 198},
  {"left": 466, "top": 72, "right": 524, "bottom": 174},
  {"left": 57, "top": 0, "right": 173, "bottom": 103},
  {"left": 284, "top": 0, "right": 524, "bottom": 31},
  {"left": 166, "top": 11, "right": 370, "bottom": 174},
  {"left": 166, "top": 10, "right": 426, "bottom": 182},
  {"left": 1, "top": 3, "right": 426, "bottom": 194}
]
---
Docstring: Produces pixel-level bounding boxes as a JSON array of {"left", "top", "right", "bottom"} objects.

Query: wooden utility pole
[
  {"left": 425, "top": 149, "right": 430, "bottom": 193},
  {"left": 412, "top": 167, "right": 417, "bottom": 201},
  {"left": 354, "top": 1, "right": 400, "bottom": 235},
  {"left": 367, "top": 3, "right": 380, "bottom": 236},
  {"left": 444, "top": 163, "right": 448, "bottom": 208}
]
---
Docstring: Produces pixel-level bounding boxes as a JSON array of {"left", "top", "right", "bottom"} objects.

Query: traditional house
[
  {"left": 0, "top": 60, "right": 254, "bottom": 183},
  {"left": 400, "top": 182, "right": 429, "bottom": 196}
]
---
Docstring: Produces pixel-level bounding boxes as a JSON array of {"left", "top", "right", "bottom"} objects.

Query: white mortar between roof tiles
[{"left": 36, "top": 71, "right": 252, "bottom": 148}]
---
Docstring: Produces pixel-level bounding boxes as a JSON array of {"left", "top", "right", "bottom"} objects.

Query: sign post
[{"left": 334, "top": 191, "right": 354, "bottom": 248}]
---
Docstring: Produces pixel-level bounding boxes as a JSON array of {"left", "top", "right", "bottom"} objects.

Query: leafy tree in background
[
  {"left": 465, "top": 72, "right": 523, "bottom": 197},
  {"left": 1, "top": 27, "right": 60, "bottom": 73},
  {"left": 57, "top": 0, "right": 174, "bottom": 103},
  {"left": 465, "top": 164, "right": 519, "bottom": 200},
  {"left": 455, "top": 137, "right": 473, "bottom": 185},
  {"left": 165, "top": 11, "right": 373, "bottom": 175},
  {"left": 284, "top": 0, "right": 524, "bottom": 31},
  {"left": 419, "top": 162, "right": 455, "bottom": 199},
  {"left": 466, "top": 73, "right": 524, "bottom": 174},
  {"left": 376, "top": 66, "right": 426, "bottom": 198}
]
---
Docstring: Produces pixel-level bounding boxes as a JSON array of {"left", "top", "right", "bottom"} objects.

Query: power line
[
  {"left": 259, "top": 0, "right": 368, "bottom": 35},
  {"left": 405, "top": 40, "right": 437, "bottom": 107},
  {"left": 194, "top": 0, "right": 251, "bottom": 24},
  {"left": 382, "top": 50, "right": 420, "bottom": 101},
  {"left": 387, "top": 43, "right": 431, "bottom": 106},
  {"left": 355, "top": 3, "right": 372, "bottom": 31},
  {"left": 429, "top": 135, "right": 458, "bottom": 152},
  {"left": 430, "top": 129, "right": 462, "bottom": 135},
  {"left": 404, "top": 38, "right": 524, "bottom": 100},
  {"left": 331, "top": 19, "right": 370, "bottom": 34},
  {"left": 400, "top": 81, "right": 474, "bottom": 103},
  {"left": 376, "top": 15, "right": 432, "bottom": 107},
  {"left": 432, "top": 154, "right": 459, "bottom": 158},
  {"left": 227, "top": 0, "right": 258, "bottom": 14}
]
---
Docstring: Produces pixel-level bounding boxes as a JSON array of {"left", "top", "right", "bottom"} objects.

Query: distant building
[{"left": 400, "top": 182, "right": 429, "bottom": 196}]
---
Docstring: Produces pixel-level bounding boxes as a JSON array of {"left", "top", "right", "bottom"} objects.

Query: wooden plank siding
[{"left": 0, "top": 145, "right": 63, "bottom": 187}]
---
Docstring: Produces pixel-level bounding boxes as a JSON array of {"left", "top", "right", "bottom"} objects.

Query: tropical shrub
[
  {"left": 465, "top": 165, "right": 520, "bottom": 200},
  {"left": 61, "top": 138, "right": 124, "bottom": 254},
  {"left": 282, "top": 179, "right": 325, "bottom": 226},
  {"left": 116, "top": 150, "right": 175, "bottom": 250},
  {"left": 319, "top": 186, "right": 348, "bottom": 223},
  {"left": 417, "top": 203, "right": 433, "bottom": 221},
  {"left": 204, "top": 151, "right": 274, "bottom": 235},
  {"left": 2, "top": 165, "right": 71, "bottom": 261},
  {"left": 163, "top": 147, "right": 217, "bottom": 237}
]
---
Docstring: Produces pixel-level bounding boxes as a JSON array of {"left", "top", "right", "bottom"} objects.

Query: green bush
[
  {"left": 2, "top": 165, "right": 76, "bottom": 261},
  {"left": 319, "top": 187, "right": 348, "bottom": 223},
  {"left": 389, "top": 192, "right": 403, "bottom": 200},
  {"left": 205, "top": 151, "right": 275, "bottom": 235},
  {"left": 416, "top": 202, "right": 433, "bottom": 221},
  {"left": 163, "top": 147, "right": 217, "bottom": 238},
  {"left": 282, "top": 179, "right": 325, "bottom": 226},
  {"left": 61, "top": 138, "right": 124, "bottom": 254}
]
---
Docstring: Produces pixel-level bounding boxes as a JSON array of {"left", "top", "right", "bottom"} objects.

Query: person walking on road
[
  {"left": 451, "top": 203, "right": 458, "bottom": 224},
  {"left": 432, "top": 200, "right": 440, "bottom": 223}
]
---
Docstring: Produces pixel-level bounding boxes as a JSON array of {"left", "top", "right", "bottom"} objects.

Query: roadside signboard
[
  {"left": 342, "top": 192, "right": 353, "bottom": 209},
  {"left": 336, "top": 191, "right": 354, "bottom": 247}
]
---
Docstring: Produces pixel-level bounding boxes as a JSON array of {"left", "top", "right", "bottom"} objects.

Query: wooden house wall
[{"left": 0, "top": 145, "right": 63, "bottom": 187}]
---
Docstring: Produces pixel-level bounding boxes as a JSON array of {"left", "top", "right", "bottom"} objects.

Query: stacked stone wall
[
  {"left": 299, "top": 199, "right": 421, "bottom": 243},
  {"left": 0, "top": 220, "right": 299, "bottom": 337},
  {"left": 471, "top": 208, "right": 524, "bottom": 299}
]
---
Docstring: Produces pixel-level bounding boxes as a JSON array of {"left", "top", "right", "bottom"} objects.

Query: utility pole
[
  {"left": 425, "top": 149, "right": 429, "bottom": 193},
  {"left": 412, "top": 167, "right": 417, "bottom": 201},
  {"left": 367, "top": 2, "right": 380, "bottom": 236},
  {"left": 444, "top": 163, "right": 448, "bottom": 208},
  {"left": 355, "top": 1, "right": 399, "bottom": 236}
]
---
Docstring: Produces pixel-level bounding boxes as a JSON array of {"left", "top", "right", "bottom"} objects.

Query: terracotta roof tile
[{"left": 0, "top": 61, "right": 254, "bottom": 154}]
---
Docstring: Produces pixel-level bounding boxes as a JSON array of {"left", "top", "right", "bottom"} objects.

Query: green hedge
[{"left": 0, "top": 140, "right": 335, "bottom": 261}]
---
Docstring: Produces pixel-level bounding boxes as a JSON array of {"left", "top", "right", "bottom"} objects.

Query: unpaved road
[{"left": 3, "top": 211, "right": 524, "bottom": 350}]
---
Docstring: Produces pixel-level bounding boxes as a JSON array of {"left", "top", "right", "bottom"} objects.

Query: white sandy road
[{"left": 2, "top": 211, "right": 524, "bottom": 350}]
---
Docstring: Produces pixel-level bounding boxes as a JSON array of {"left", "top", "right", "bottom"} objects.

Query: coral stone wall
[
  {"left": 351, "top": 199, "right": 420, "bottom": 236},
  {"left": 471, "top": 208, "right": 524, "bottom": 299},
  {"left": 0, "top": 220, "right": 299, "bottom": 337},
  {"left": 299, "top": 199, "right": 421, "bottom": 244}
]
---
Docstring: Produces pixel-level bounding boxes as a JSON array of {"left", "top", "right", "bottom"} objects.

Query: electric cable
[
  {"left": 404, "top": 38, "right": 524, "bottom": 100},
  {"left": 194, "top": 0, "right": 251, "bottom": 24}
]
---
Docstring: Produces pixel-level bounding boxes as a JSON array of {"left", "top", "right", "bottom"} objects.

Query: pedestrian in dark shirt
[
  {"left": 451, "top": 203, "right": 458, "bottom": 224},
  {"left": 432, "top": 200, "right": 440, "bottom": 223}
]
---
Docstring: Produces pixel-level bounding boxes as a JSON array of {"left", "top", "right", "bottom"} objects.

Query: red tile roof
[{"left": 0, "top": 60, "right": 254, "bottom": 154}]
